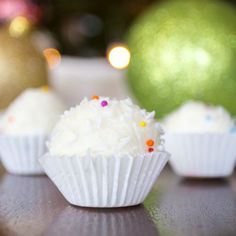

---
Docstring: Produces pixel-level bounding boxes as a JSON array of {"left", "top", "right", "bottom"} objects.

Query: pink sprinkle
[{"left": 101, "top": 100, "right": 108, "bottom": 107}]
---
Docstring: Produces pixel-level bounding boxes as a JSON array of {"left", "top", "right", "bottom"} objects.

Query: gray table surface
[{"left": 0, "top": 163, "right": 236, "bottom": 236}]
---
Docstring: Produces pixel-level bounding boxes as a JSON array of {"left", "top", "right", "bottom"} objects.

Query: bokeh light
[
  {"left": 107, "top": 44, "right": 130, "bottom": 69},
  {"left": 9, "top": 16, "right": 30, "bottom": 37},
  {"left": 43, "top": 48, "right": 61, "bottom": 69}
]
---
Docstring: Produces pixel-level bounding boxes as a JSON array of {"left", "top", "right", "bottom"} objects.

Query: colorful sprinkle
[
  {"left": 205, "top": 115, "right": 212, "bottom": 121},
  {"left": 92, "top": 95, "right": 99, "bottom": 100},
  {"left": 101, "top": 100, "right": 108, "bottom": 107},
  {"left": 8, "top": 116, "right": 15, "bottom": 123},
  {"left": 40, "top": 85, "right": 49, "bottom": 92},
  {"left": 139, "top": 121, "right": 146, "bottom": 127},
  {"left": 229, "top": 127, "right": 236, "bottom": 133},
  {"left": 146, "top": 139, "right": 154, "bottom": 146},
  {"left": 148, "top": 147, "right": 154, "bottom": 152}
]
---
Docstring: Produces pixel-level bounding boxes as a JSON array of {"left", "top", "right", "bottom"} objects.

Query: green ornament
[{"left": 127, "top": 0, "right": 236, "bottom": 118}]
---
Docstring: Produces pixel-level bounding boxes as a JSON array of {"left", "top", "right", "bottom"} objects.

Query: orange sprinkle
[
  {"left": 41, "top": 85, "right": 49, "bottom": 92},
  {"left": 146, "top": 139, "right": 154, "bottom": 146},
  {"left": 148, "top": 147, "right": 154, "bottom": 152},
  {"left": 92, "top": 95, "right": 99, "bottom": 100}
]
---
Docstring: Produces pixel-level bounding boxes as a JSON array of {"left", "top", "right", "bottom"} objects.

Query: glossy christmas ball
[
  {"left": 127, "top": 0, "right": 236, "bottom": 118},
  {"left": 0, "top": 27, "right": 48, "bottom": 109}
]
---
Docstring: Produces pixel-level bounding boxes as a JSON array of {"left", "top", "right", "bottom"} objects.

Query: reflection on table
[{"left": 0, "top": 165, "right": 236, "bottom": 236}]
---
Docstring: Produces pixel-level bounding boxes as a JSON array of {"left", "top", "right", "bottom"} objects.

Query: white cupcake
[
  {"left": 163, "top": 101, "right": 236, "bottom": 178},
  {"left": 0, "top": 86, "right": 65, "bottom": 175},
  {"left": 40, "top": 96, "right": 169, "bottom": 207}
]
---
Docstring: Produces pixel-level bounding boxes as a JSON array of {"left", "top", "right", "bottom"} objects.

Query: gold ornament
[{"left": 0, "top": 25, "right": 48, "bottom": 109}]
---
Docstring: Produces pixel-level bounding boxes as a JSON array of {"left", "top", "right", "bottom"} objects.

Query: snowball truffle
[
  {"left": 47, "top": 97, "right": 164, "bottom": 157},
  {"left": 0, "top": 87, "right": 65, "bottom": 135},
  {"left": 163, "top": 101, "right": 236, "bottom": 133}
]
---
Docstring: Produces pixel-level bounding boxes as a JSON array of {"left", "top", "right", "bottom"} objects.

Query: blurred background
[
  {"left": 0, "top": 0, "right": 163, "bottom": 56},
  {"left": 1, "top": 0, "right": 234, "bottom": 56},
  {"left": 1, "top": 0, "right": 236, "bottom": 117}
]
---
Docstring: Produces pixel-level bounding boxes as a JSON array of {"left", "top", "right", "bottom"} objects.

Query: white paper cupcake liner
[
  {"left": 165, "top": 133, "right": 236, "bottom": 178},
  {"left": 0, "top": 135, "right": 47, "bottom": 175},
  {"left": 39, "top": 152, "right": 169, "bottom": 208}
]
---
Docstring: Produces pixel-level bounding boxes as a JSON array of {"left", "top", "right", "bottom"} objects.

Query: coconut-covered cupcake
[
  {"left": 163, "top": 101, "right": 236, "bottom": 133},
  {"left": 163, "top": 101, "right": 236, "bottom": 178},
  {"left": 40, "top": 96, "right": 169, "bottom": 208},
  {"left": 0, "top": 87, "right": 65, "bottom": 175}
]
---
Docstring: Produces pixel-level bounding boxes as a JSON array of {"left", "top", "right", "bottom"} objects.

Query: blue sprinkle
[
  {"left": 205, "top": 115, "right": 212, "bottom": 121},
  {"left": 229, "top": 127, "right": 236, "bottom": 133}
]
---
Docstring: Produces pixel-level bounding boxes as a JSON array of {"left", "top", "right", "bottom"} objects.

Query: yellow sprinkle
[
  {"left": 139, "top": 121, "right": 146, "bottom": 127},
  {"left": 40, "top": 85, "right": 49, "bottom": 92}
]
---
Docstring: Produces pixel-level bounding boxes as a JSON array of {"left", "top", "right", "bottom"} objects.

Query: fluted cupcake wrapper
[
  {"left": 39, "top": 152, "right": 169, "bottom": 208},
  {"left": 0, "top": 135, "right": 46, "bottom": 175},
  {"left": 165, "top": 133, "right": 236, "bottom": 178}
]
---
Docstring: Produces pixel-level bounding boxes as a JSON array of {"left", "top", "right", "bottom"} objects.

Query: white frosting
[
  {"left": 0, "top": 88, "right": 66, "bottom": 135},
  {"left": 47, "top": 97, "right": 164, "bottom": 157},
  {"left": 163, "top": 101, "right": 236, "bottom": 133}
]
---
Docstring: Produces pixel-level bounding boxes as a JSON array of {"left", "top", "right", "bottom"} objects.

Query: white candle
[{"left": 49, "top": 57, "right": 130, "bottom": 106}]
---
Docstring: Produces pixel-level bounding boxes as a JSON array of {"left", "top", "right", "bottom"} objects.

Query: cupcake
[
  {"left": 40, "top": 96, "right": 169, "bottom": 207},
  {"left": 163, "top": 101, "right": 236, "bottom": 178},
  {"left": 0, "top": 87, "right": 65, "bottom": 175}
]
